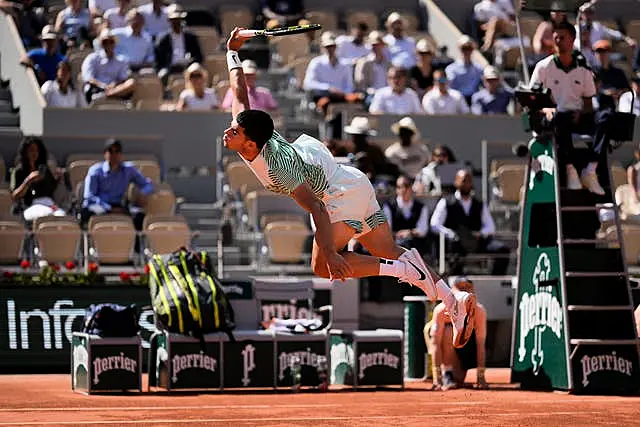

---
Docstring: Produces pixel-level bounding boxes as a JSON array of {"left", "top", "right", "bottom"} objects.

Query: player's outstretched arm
[{"left": 226, "top": 27, "right": 252, "bottom": 120}]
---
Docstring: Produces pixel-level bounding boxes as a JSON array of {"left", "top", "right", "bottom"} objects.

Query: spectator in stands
[
  {"left": 422, "top": 70, "right": 470, "bottom": 115},
  {"left": 81, "top": 138, "right": 153, "bottom": 230},
  {"left": 576, "top": 3, "right": 636, "bottom": 52},
  {"left": 41, "top": 61, "right": 85, "bottom": 108},
  {"left": 89, "top": 0, "right": 116, "bottom": 18},
  {"left": 221, "top": 60, "right": 278, "bottom": 113},
  {"left": 9, "top": 136, "right": 65, "bottom": 221},
  {"left": 445, "top": 36, "right": 483, "bottom": 104},
  {"left": 303, "top": 32, "right": 361, "bottom": 114},
  {"left": 577, "top": 22, "right": 598, "bottom": 68},
  {"left": 473, "top": 0, "right": 515, "bottom": 53},
  {"left": 21, "top": 26, "right": 66, "bottom": 86},
  {"left": 261, "top": 0, "right": 304, "bottom": 27},
  {"left": 137, "top": 0, "right": 169, "bottom": 40},
  {"left": 533, "top": 11, "right": 567, "bottom": 57},
  {"left": 619, "top": 72, "right": 640, "bottom": 116},
  {"left": 425, "top": 276, "right": 487, "bottom": 390},
  {"left": 430, "top": 168, "right": 510, "bottom": 276},
  {"left": 55, "top": 0, "right": 93, "bottom": 50},
  {"left": 383, "top": 12, "right": 417, "bottom": 69},
  {"left": 410, "top": 39, "right": 436, "bottom": 98},
  {"left": 383, "top": 175, "right": 430, "bottom": 254},
  {"left": 344, "top": 116, "right": 400, "bottom": 183},
  {"left": 471, "top": 66, "right": 512, "bottom": 115},
  {"left": 592, "top": 40, "right": 630, "bottom": 100},
  {"left": 627, "top": 143, "right": 640, "bottom": 201},
  {"left": 176, "top": 63, "right": 218, "bottom": 111},
  {"left": 155, "top": 4, "right": 203, "bottom": 87},
  {"left": 104, "top": 0, "right": 132, "bottom": 29},
  {"left": 354, "top": 31, "right": 391, "bottom": 102},
  {"left": 369, "top": 67, "right": 423, "bottom": 115},
  {"left": 2, "top": 0, "right": 47, "bottom": 49},
  {"left": 110, "top": 10, "right": 155, "bottom": 71},
  {"left": 414, "top": 145, "right": 456, "bottom": 196},
  {"left": 385, "top": 116, "right": 430, "bottom": 177},
  {"left": 336, "top": 22, "right": 369, "bottom": 65},
  {"left": 81, "top": 29, "right": 136, "bottom": 104}
]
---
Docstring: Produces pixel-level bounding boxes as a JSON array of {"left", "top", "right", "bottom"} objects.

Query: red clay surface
[{"left": 1, "top": 369, "right": 640, "bottom": 426}]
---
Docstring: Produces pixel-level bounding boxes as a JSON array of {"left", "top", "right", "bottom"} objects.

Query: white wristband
[{"left": 227, "top": 50, "right": 242, "bottom": 71}]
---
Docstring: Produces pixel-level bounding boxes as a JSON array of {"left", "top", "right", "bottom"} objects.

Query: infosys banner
[{"left": 0, "top": 282, "right": 254, "bottom": 372}]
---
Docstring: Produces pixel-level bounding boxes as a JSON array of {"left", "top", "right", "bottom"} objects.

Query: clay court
[{"left": 1, "top": 369, "right": 639, "bottom": 426}]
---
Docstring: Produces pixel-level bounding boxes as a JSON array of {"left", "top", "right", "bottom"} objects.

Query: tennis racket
[{"left": 238, "top": 24, "right": 322, "bottom": 38}]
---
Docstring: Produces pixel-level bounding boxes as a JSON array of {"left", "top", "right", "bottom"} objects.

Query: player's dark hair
[
  {"left": 553, "top": 20, "right": 576, "bottom": 39},
  {"left": 236, "top": 109, "right": 274, "bottom": 150}
]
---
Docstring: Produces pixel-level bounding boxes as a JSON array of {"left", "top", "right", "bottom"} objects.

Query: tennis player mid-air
[{"left": 223, "top": 27, "right": 476, "bottom": 348}]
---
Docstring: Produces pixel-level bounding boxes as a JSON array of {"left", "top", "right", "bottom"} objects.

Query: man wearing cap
[
  {"left": 470, "top": 65, "right": 512, "bottom": 115},
  {"left": 422, "top": 69, "right": 470, "bottom": 115},
  {"left": 110, "top": 10, "right": 155, "bottom": 71},
  {"left": 155, "top": 4, "right": 203, "bottom": 86},
  {"left": 575, "top": 3, "right": 636, "bottom": 52},
  {"left": 303, "top": 31, "right": 361, "bottom": 112},
  {"left": 445, "top": 35, "right": 483, "bottom": 104},
  {"left": 221, "top": 60, "right": 278, "bottom": 113},
  {"left": 137, "top": 0, "right": 169, "bottom": 40},
  {"left": 336, "top": 22, "right": 370, "bottom": 64},
  {"left": 592, "top": 40, "right": 630, "bottom": 98},
  {"left": 530, "top": 20, "right": 610, "bottom": 195},
  {"left": 369, "top": 67, "right": 423, "bottom": 115},
  {"left": 81, "top": 29, "right": 136, "bottom": 104},
  {"left": 81, "top": 139, "right": 154, "bottom": 229},
  {"left": 618, "top": 72, "right": 640, "bottom": 116},
  {"left": 385, "top": 117, "right": 430, "bottom": 177},
  {"left": 410, "top": 39, "right": 436, "bottom": 97},
  {"left": 425, "top": 276, "right": 488, "bottom": 390},
  {"left": 383, "top": 12, "right": 417, "bottom": 68},
  {"left": 383, "top": 175, "right": 430, "bottom": 254},
  {"left": 354, "top": 31, "right": 391, "bottom": 99},
  {"left": 344, "top": 116, "right": 400, "bottom": 182},
  {"left": 21, "top": 26, "right": 66, "bottom": 85}
]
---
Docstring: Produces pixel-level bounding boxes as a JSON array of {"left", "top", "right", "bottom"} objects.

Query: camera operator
[{"left": 530, "top": 20, "right": 608, "bottom": 195}]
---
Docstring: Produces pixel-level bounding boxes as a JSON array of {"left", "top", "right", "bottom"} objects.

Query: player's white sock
[
  {"left": 584, "top": 162, "right": 598, "bottom": 174},
  {"left": 379, "top": 258, "right": 405, "bottom": 277}
]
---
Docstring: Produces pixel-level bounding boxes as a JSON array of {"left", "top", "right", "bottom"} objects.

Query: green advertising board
[{"left": 511, "top": 136, "right": 572, "bottom": 390}]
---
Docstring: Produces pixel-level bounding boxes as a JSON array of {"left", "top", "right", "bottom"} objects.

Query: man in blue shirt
[
  {"left": 471, "top": 66, "right": 513, "bottom": 115},
  {"left": 81, "top": 139, "right": 154, "bottom": 230},
  {"left": 445, "top": 35, "right": 483, "bottom": 105},
  {"left": 21, "top": 26, "right": 66, "bottom": 85}
]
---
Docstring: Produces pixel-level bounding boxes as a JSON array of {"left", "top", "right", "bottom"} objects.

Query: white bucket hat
[
  {"left": 391, "top": 116, "right": 420, "bottom": 140},
  {"left": 344, "top": 116, "right": 377, "bottom": 136}
]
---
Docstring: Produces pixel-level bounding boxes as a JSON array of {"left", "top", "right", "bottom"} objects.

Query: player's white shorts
[{"left": 322, "top": 164, "right": 385, "bottom": 237}]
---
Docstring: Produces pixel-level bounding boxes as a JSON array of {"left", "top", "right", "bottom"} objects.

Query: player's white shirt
[{"left": 529, "top": 52, "right": 596, "bottom": 112}]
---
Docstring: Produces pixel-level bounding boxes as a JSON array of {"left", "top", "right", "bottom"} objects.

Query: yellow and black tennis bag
[{"left": 147, "top": 248, "right": 235, "bottom": 341}]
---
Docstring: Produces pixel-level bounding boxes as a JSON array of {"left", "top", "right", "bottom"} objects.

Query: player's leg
[
  {"left": 440, "top": 324, "right": 462, "bottom": 390},
  {"left": 311, "top": 221, "right": 357, "bottom": 279}
]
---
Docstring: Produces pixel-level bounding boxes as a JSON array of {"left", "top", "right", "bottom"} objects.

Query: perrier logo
[{"left": 518, "top": 253, "right": 564, "bottom": 375}]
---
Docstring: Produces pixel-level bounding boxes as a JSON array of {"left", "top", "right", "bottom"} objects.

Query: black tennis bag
[
  {"left": 147, "top": 249, "right": 235, "bottom": 341},
  {"left": 82, "top": 304, "right": 140, "bottom": 337}
]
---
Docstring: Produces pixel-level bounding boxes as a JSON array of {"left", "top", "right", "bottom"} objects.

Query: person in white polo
[
  {"left": 422, "top": 70, "right": 470, "bottom": 115},
  {"left": 530, "top": 20, "right": 610, "bottom": 195},
  {"left": 368, "top": 67, "right": 423, "bottom": 115}
]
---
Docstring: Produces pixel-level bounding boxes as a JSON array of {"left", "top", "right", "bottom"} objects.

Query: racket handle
[{"left": 237, "top": 29, "right": 259, "bottom": 37}]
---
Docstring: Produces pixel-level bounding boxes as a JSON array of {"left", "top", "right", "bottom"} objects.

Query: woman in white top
[
  {"left": 104, "top": 0, "right": 131, "bottom": 29},
  {"left": 176, "top": 63, "right": 219, "bottom": 111},
  {"left": 41, "top": 61, "right": 85, "bottom": 108}
]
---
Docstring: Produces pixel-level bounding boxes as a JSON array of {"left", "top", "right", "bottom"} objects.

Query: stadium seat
[
  {"left": 131, "top": 159, "right": 161, "bottom": 183},
  {"left": 170, "top": 78, "right": 186, "bottom": 101},
  {"left": 490, "top": 157, "right": 527, "bottom": 179},
  {"left": 346, "top": 10, "right": 379, "bottom": 31},
  {"left": 132, "top": 75, "right": 163, "bottom": 105},
  {"left": 67, "top": 159, "right": 99, "bottom": 190},
  {"left": 144, "top": 215, "right": 192, "bottom": 255},
  {"left": 144, "top": 183, "right": 177, "bottom": 215},
  {"left": 219, "top": 7, "right": 254, "bottom": 40},
  {"left": 33, "top": 216, "right": 81, "bottom": 264},
  {"left": 225, "top": 161, "right": 261, "bottom": 195},
  {"left": 519, "top": 16, "right": 542, "bottom": 38},
  {"left": 244, "top": 190, "right": 307, "bottom": 231},
  {"left": 0, "top": 219, "right": 25, "bottom": 264},
  {"left": 135, "top": 99, "right": 163, "bottom": 110},
  {"left": 204, "top": 54, "right": 227, "bottom": 85},
  {"left": 264, "top": 220, "right": 310, "bottom": 263},
  {"left": 0, "top": 188, "right": 12, "bottom": 215},
  {"left": 89, "top": 214, "right": 136, "bottom": 264},
  {"left": 305, "top": 10, "right": 338, "bottom": 31},
  {"left": 260, "top": 212, "right": 307, "bottom": 230},
  {"left": 189, "top": 26, "right": 221, "bottom": 56},
  {"left": 90, "top": 99, "right": 128, "bottom": 110},
  {"left": 0, "top": 154, "right": 6, "bottom": 184},
  {"left": 605, "top": 224, "right": 640, "bottom": 266},
  {"left": 67, "top": 50, "right": 92, "bottom": 81},
  {"left": 611, "top": 165, "right": 627, "bottom": 191},
  {"left": 274, "top": 34, "right": 310, "bottom": 66},
  {"left": 627, "top": 20, "right": 640, "bottom": 43},
  {"left": 287, "top": 56, "right": 313, "bottom": 89},
  {"left": 496, "top": 164, "right": 526, "bottom": 203}
]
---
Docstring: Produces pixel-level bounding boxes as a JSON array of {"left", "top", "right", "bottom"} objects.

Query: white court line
[{"left": 0, "top": 411, "right": 602, "bottom": 425}]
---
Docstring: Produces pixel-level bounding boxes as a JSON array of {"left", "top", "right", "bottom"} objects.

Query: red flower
[
  {"left": 65, "top": 261, "right": 76, "bottom": 270},
  {"left": 144, "top": 264, "right": 150, "bottom": 274},
  {"left": 130, "top": 272, "right": 140, "bottom": 277},
  {"left": 20, "top": 260, "right": 30, "bottom": 270},
  {"left": 88, "top": 262, "right": 99, "bottom": 273},
  {"left": 50, "top": 263, "right": 61, "bottom": 272},
  {"left": 119, "top": 272, "right": 130, "bottom": 282},
  {"left": 3, "top": 271, "right": 14, "bottom": 278}
]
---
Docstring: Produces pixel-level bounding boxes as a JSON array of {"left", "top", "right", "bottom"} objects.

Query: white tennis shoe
[
  {"left": 398, "top": 248, "right": 437, "bottom": 301},
  {"left": 450, "top": 291, "right": 477, "bottom": 349}
]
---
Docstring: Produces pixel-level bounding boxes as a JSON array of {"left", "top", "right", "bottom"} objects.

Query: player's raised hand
[
  {"left": 227, "top": 27, "right": 252, "bottom": 51},
  {"left": 326, "top": 252, "right": 353, "bottom": 282}
]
